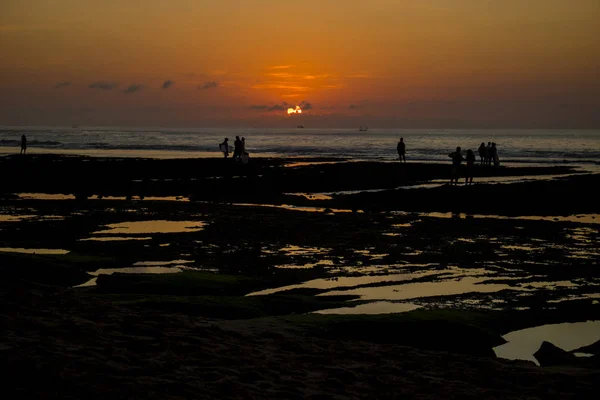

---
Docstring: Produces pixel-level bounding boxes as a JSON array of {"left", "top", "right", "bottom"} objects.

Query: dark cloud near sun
[
  {"left": 250, "top": 101, "right": 313, "bottom": 112},
  {"left": 299, "top": 101, "right": 312, "bottom": 110},
  {"left": 162, "top": 80, "right": 174, "bottom": 89},
  {"left": 54, "top": 81, "right": 71, "bottom": 89},
  {"left": 89, "top": 81, "right": 118, "bottom": 90},
  {"left": 124, "top": 84, "right": 142, "bottom": 94},
  {"left": 249, "top": 102, "right": 290, "bottom": 111},
  {"left": 268, "top": 103, "right": 288, "bottom": 111},
  {"left": 198, "top": 81, "right": 218, "bottom": 90}
]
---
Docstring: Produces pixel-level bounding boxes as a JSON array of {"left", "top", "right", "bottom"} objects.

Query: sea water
[{"left": 1, "top": 127, "right": 599, "bottom": 167}]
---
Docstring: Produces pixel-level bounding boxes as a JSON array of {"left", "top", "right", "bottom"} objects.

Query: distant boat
[
  {"left": 297, "top": 125, "right": 304, "bottom": 128},
  {"left": 359, "top": 126, "right": 368, "bottom": 132}
]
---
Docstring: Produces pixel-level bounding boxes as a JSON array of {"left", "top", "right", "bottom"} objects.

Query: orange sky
[{"left": 1, "top": 0, "right": 599, "bottom": 127}]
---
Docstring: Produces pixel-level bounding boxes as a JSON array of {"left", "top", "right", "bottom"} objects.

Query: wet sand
[{"left": 2, "top": 155, "right": 599, "bottom": 398}]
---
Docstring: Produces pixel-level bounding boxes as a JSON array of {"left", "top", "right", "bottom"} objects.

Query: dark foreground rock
[
  {"left": 3, "top": 282, "right": 600, "bottom": 399},
  {"left": 535, "top": 341, "right": 600, "bottom": 369},
  {"left": 534, "top": 341, "right": 580, "bottom": 366}
]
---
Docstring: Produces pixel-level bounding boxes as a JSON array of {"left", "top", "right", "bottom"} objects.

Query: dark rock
[
  {"left": 534, "top": 341, "right": 578, "bottom": 366},
  {"left": 571, "top": 340, "right": 600, "bottom": 356}
]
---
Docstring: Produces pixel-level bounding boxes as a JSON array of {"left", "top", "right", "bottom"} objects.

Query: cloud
[
  {"left": 269, "top": 65, "right": 293, "bottom": 69},
  {"left": 348, "top": 104, "right": 358, "bottom": 109},
  {"left": 162, "top": 80, "right": 174, "bottom": 89},
  {"left": 268, "top": 103, "right": 288, "bottom": 111},
  {"left": 124, "top": 84, "right": 142, "bottom": 93},
  {"left": 199, "top": 81, "right": 218, "bottom": 90},
  {"left": 248, "top": 102, "right": 291, "bottom": 112},
  {"left": 89, "top": 81, "right": 118, "bottom": 90},
  {"left": 54, "top": 81, "right": 71, "bottom": 89},
  {"left": 299, "top": 101, "right": 312, "bottom": 111}
]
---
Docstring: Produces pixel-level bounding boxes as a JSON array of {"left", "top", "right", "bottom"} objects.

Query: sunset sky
[{"left": 1, "top": 0, "right": 599, "bottom": 128}]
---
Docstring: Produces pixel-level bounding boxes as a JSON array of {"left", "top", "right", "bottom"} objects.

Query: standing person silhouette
[
  {"left": 397, "top": 137, "right": 406, "bottom": 163},
  {"left": 449, "top": 146, "right": 464, "bottom": 185},
  {"left": 233, "top": 136, "right": 242, "bottom": 162},
  {"left": 241, "top": 137, "right": 249, "bottom": 164},
  {"left": 478, "top": 142, "right": 486, "bottom": 165},
  {"left": 491, "top": 142, "right": 499, "bottom": 167},
  {"left": 219, "top": 138, "right": 230, "bottom": 158},
  {"left": 486, "top": 142, "right": 492, "bottom": 166},
  {"left": 465, "top": 149, "right": 476, "bottom": 185},
  {"left": 20, "top": 134, "right": 27, "bottom": 155}
]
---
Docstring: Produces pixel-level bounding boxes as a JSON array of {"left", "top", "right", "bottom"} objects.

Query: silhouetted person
[
  {"left": 397, "top": 137, "right": 406, "bottom": 162},
  {"left": 449, "top": 146, "right": 464, "bottom": 185},
  {"left": 241, "top": 137, "right": 249, "bottom": 164},
  {"left": 465, "top": 149, "right": 476, "bottom": 185},
  {"left": 20, "top": 134, "right": 27, "bottom": 155},
  {"left": 219, "top": 138, "right": 229, "bottom": 158},
  {"left": 491, "top": 142, "right": 499, "bottom": 167},
  {"left": 233, "top": 136, "right": 242, "bottom": 162},
  {"left": 478, "top": 142, "right": 486, "bottom": 165},
  {"left": 486, "top": 142, "right": 492, "bottom": 166}
]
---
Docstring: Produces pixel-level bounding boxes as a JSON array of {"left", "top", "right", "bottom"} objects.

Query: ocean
[{"left": 1, "top": 127, "right": 599, "bottom": 168}]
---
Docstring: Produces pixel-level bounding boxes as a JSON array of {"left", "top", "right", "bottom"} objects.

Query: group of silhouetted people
[
  {"left": 477, "top": 142, "right": 499, "bottom": 167},
  {"left": 448, "top": 147, "right": 477, "bottom": 185},
  {"left": 219, "top": 136, "right": 249, "bottom": 164},
  {"left": 449, "top": 142, "right": 500, "bottom": 185}
]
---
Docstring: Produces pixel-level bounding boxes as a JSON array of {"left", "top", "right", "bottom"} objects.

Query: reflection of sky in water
[
  {"left": 0, "top": 214, "right": 65, "bottom": 222},
  {"left": 0, "top": 247, "right": 69, "bottom": 255},
  {"left": 80, "top": 236, "right": 152, "bottom": 241},
  {"left": 0, "top": 215, "right": 36, "bottom": 222},
  {"left": 493, "top": 321, "right": 600, "bottom": 365},
  {"left": 133, "top": 260, "right": 193, "bottom": 266},
  {"left": 278, "top": 245, "right": 331, "bottom": 256},
  {"left": 321, "top": 276, "right": 522, "bottom": 301},
  {"left": 275, "top": 260, "right": 334, "bottom": 269},
  {"left": 18, "top": 193, "right": 75, "bottom": 200},
  {"left": 247, "top": 270, "right": 443, "bottom": 296},
  {"left": 93, "top": 220, "right": 206, "bottom": 234},
  {"left": 314, "top": 301, "right": 421, "bottom": 315},
  {"left": 90, "top": 266, "right": 183, "bottom": 276}
]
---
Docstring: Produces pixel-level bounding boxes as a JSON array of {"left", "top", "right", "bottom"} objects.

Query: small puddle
[
  {"left": 18, "top": 193, "right": 76, "bottom": 200},
  {"left": 285, "top": 193, "right": 334, "bottom": 201},
  {"left": 354, "top": 249, "right": 388, "bottom": 259},
  {"left": 92, "top": 220, "right": 206, "bottom": 234},
  {"left": 80, "top": 236, "right": 153, "bottom": 241},
  {"left": 321, "top": 275, "right": 520, "bottom": 301},
  {"left": 502, "top": 245, "right": 540, "bottom": 252},
  {"left": 0, "top": 215, "right": 36, "bottom": 222},
  {"left": 278, "top": 245, "right": 331, "bottom": 256},
  {"left": 0, "top": 247, "right": 69, "bottom": 255},
  {"left": 133, "top": 260, "right": 193, "bottom": 266},
  {"left": 0, "top": 214, "right": 66, "bottom": 222},
  {"left": 493, "top": 320, "right": 600, "bottom": 365},
  {"left": 275, "top": 260, "right": 334, "bottom": 269},
  {"left": 313, "top": 301, "right": 421, "bottom": 315}
]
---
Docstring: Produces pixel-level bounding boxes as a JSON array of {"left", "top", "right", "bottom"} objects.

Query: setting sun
[{"left": 287, "top": 106, "right": 302, "bottom": 115}]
